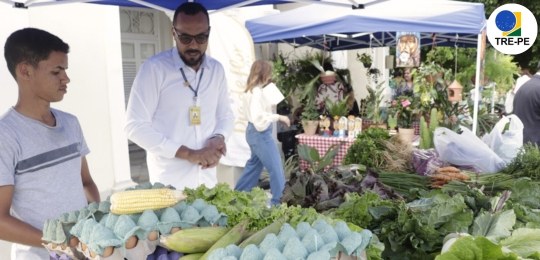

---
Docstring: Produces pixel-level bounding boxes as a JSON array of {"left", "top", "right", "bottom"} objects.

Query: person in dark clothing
[{"left": 513, "top": 63, "right": 540, "bottom": 146}]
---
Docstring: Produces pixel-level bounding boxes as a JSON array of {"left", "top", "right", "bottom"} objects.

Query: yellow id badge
[{"left": 189, "top": 106, "right": 201, "bottom": 125}]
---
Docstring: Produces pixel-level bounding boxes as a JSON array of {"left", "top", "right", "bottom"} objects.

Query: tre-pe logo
[
  {"left": 497, "top": 10, "right": 521, "bottom": 36},
  {"left": 487, "top": 4, "right": 537, "bottom": 55}
]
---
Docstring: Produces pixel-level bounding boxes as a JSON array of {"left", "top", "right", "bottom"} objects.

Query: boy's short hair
[{"left": 4, "top": 27, "right": 69, "bottom": 79}]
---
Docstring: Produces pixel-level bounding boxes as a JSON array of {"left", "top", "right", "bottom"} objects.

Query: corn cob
[
  {"left": 200, "top": 220, "right": 251, "bottom": 260},
  {"left": 239, "top": 217, "right": 286, "bottom": 248},
  {"left": 109, "top": 188, "right": 186, "bottom": 215},
  {"left": 160, "top": 226, "right": 229, "bottom": 253}
]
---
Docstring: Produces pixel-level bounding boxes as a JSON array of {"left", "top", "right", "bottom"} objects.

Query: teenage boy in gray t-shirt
[{"left": 0, "top": 28, "right": 101, "bottom": 259}]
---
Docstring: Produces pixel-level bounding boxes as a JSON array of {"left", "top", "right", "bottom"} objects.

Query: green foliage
[
  {"left": 283, "top": 155, "right": 298, "bottom": 181},
  {"left": 502, "top": 144, "right": 540, "bottom": 181},
  {"left": 412, "top": 62, "right": 450, "bottom": 110},
  {"left": 357, "top": 52, "right": 373, "bottom": 68},
  {"left": 426, "top": 47, "right": 454, "bottom": 68},
  {"left": 329, "top": 191, "right": 398, "bottom": 231},
  {"left": 388, "top": 95, "right": 420, "bottom": 128},
  {"left": 343, "top": 127, "right": 391, "bottom": 168},
  {"left": 501, "top": 228, "right": 540, "bottom": 257},
  {"left": 300, "top": 102, "right": 320, "bottom": 121},
  {"left": 436, "top": 236, "right": 519, "bottom": 260},
  {"left": 297, "top": 144, "right": 339, "bottom": 174},
  {"left": 419, "top": 116, "right": 430, "bottom": 149},
  {"left": 471, "top": 210, "right": 515, "bottom": 240},
  {"left": 364, "top": 82, "right": 387, "bottom": 124},
  {"left": 387, "top": 113, "right": 398, "bottom": 130},
  {"left": 472, "top": 112, "right": 501, "bottom": 137},
  {"left": 419, "top": 108, "right": 439, "bottom": 149},
  {"left": 272, "top": 52, "right": 329, "bottom": 107},
  {"left": 183, "top": 183, "right": 268, "bottom": 230},
  {"left": 379, "top": 191, "right": 474, "bottom": 259},
  {"left": 325, "top": 95, "right": 350, "bottom": 117},
  {"left": 183, "top": 183, "right": 322, "bottom": 231},
  {"left": 483, "top": 50, "right": 519, "bottom": 93}
]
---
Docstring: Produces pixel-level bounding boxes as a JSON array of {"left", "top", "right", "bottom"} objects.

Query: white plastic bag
[
  {"left": 434, "top": 126, "right": 505, "bottom": 173},
  {"left": 481, "top": 115, "right": 523, "bottom": 164},
  {"left": 504, "top": 90, "right": 515, "bottom": 114}
]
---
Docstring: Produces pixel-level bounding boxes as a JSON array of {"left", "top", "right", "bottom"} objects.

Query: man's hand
[
  {"left": 199, "top": 135, "right": 226, "bottom": 169},
  {"left": 175, "top": 135, "right": 227, "bottom": 169}
]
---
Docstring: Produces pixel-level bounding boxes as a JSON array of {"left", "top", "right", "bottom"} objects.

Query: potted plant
[
  {"left": 356, "top": 52, "right": 373, "bottom": 68},
  {"left": 272, "top": 52, "right": 330, "bottom": 133},
  {"left": 388, "top": 95, "right": 420, "bottom": 143},
  {"left": 325, "top": 95, "right": 350, "bottom": 118},
  {"left": 387, "top": 113, "right": 398, "bottom": 135},
  {"left": 412, "top": 62, "right": 449, "bottom": 108},
  {"left": 363, "top": 82, "right": 387, "bottom": 129},
  {"left": 301, "top": 102, "right": 320, "bottom": 135},
  {"left": 272, "top": 52, "right": 329, "bottom": 107}
]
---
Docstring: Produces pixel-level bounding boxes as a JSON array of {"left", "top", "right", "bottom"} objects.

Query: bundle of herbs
[
  {"left": 502, "top": 143, "right": 540, "bottom": 181},
  {"left": 352, "top": 163, "right": 430, "bottom": 201},
  {"left": 378, "top": 171, "right": 430, "bottom": 200},
  {"left": 441, "top": 172, "right": 516, "bottom": 195},
  {"left": 380, "top": 135, "right": 414, "bottom": 172},
  {"left": 343, "top": 127, "right": 390, "bottom": 168}
]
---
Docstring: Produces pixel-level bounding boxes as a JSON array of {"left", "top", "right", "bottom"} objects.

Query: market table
[{"left": 295, "top": 134, "right": 355, "bottom": 170}]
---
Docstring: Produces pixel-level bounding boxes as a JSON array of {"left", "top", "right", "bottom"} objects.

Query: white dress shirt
[
  {"left": 125, "top": 48, "right": 234, "bottom": 190},
  {"left": 243, "top": 85, "right": 280, "bottom": 131},
  {"left": 514, "top": 74, "right": 531, "bottom": 94}
]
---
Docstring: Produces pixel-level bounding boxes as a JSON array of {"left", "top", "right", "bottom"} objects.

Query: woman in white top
[{"left": 235, "top": 60, "right": 290, "bottom": 205}]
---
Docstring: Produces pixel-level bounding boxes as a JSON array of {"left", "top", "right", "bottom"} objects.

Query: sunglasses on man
[{"left": 173, "top": 27, "right": 211, "bottom": 45}]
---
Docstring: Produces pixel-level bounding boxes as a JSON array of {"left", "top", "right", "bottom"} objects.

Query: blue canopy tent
[
  {"left": 245, "top": 0, "right": 487, "bottom": 133},
  {"left": 0, "top": 0, "right": 294, "bottom": 12},
  {"left": 0, "top": 0, "right": 357, "bottom": 12},
  {"left": 246, "top": 0, "right": 486, "bottom": 50}
]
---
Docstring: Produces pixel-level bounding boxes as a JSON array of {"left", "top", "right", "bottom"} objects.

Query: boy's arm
[
  {"left": 0, "top": 185, "right": 44, "bottom": 247},
  {"left": 81, "top": 156, "right": 100, "bottom": 203}
]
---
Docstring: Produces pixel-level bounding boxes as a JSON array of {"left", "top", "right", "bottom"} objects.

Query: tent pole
[{"left": 472, "top": 31, "right": 484, "bottom": 135}]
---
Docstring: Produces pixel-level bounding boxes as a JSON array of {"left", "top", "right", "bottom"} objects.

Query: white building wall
[
  {"left": 0, "top": 3, "right": 132, "bottom": 258},
  {"left": 0, "top": 3, "right": 277, "bottom": 257}
]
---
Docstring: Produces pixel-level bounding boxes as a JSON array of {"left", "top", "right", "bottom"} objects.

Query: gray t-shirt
[{"left": 0, "top": 107, "right": 90, "bottom": 259}]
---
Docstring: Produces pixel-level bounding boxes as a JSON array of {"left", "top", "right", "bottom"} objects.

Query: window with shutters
[
  {"left": 120, "top": 7, "right": 172, "bottom": 183},
  {"left": 120, "top": 7, "right": 163, "bottom": 107}
]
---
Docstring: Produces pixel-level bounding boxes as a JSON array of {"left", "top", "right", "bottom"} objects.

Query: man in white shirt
[
  {"left": 505, "top": 68, "right": 532, "bottom": 114},
  {"left": 125, "top": 2, "right": 234, "bottom": 190}
]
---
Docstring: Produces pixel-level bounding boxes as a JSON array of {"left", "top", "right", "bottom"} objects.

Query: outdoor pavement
[{"left": 129, "top": 142, "right": 149, "bottom": 183}]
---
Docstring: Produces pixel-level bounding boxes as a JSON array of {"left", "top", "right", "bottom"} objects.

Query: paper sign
[{"left": 262, "top": 82, "right": 285, "bottom": 105}]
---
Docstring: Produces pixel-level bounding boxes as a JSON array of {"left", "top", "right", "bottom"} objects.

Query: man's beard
[{"left": 180, "top": 50, "right": 204, "bottom": 67}]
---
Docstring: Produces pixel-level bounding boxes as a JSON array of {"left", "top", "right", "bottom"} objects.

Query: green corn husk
[
  {"left": 160, "top": 226, "right": 229, "bottom": 253},
  {"left": 239, "top": 218, "right": 286, "bottom": 248},
  {"left": 200, "top": 220, "right": 251, "bottom": 260}
]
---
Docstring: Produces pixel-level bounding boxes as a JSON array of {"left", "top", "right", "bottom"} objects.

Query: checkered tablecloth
[{"left": 296, "top": 134, "right": 355, "bottom": 171}]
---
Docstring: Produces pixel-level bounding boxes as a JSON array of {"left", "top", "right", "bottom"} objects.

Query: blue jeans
[{"left": 235, "top": 123, "right": 285, "bottom": 205}]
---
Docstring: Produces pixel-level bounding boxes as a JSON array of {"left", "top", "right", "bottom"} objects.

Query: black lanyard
[{"left": 180, "top": 67, "right": 204, "bottom": 102}]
